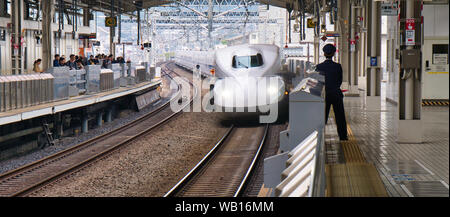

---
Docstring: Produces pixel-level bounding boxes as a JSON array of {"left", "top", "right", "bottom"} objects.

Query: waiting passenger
[
  {"left": 59, "top": 57, "right": 66, "bottom": 67},
  {"left": 76, "top": 59, "right": 84, "bottom": 70},
  {"left": 53, "top": 54, "right": 61, "bottom": 67},
  {"left": 67, "top": 54, "right": 77, "bottom": 70},
  {"left": 33, "top": 59, "right": 44, "bottom": 73}
]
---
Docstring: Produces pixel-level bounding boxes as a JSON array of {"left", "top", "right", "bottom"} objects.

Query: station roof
[{"left": 74, "top": 0, "right": 316, "bottom": 15}]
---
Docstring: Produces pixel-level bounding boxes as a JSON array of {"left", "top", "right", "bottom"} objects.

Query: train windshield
[{"left": 232, "top": 54, "right": 264, "bottom": 68}]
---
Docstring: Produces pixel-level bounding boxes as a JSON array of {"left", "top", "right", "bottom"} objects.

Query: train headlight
[
  {"left": 221, "top": 89, "right": 232, "bottom": 98},
  {"left": 267, "top": 86, "right": 279, "bottom": 95}
]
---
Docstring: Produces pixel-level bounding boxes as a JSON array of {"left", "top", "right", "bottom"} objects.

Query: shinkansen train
[{"left": 175, "top": 44, "right": 288, "bottom": 122}]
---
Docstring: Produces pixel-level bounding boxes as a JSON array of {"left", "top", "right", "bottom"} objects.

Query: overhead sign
[
  {"left": 105, "top": 17, "right": 117, "bottom": 27},
  {"left": 326, "top": 33, "right": 340, "bottom": 37},
  {"left": 381, "top": 2, "right": 398, "bottom": 16},
  {"left": 307, "top": 18, "right": 316, "bottom": 28}
]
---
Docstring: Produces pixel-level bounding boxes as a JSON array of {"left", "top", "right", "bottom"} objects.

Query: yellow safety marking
[
  {"left": 422, "top": 100, "right": 449, "bottom": 106},
  {"left": 427, "top": 72, "right": 449, "bottom": 74},
  {"left": 340, "top": 125, "right": 367, "bottom": 163},
  {"left": 326, "top": 121, "right": 389, "bottom": 197}
]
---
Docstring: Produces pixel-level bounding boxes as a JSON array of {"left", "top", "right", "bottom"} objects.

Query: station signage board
[
  {"left": 307, "top": 18, "right": 316, "bottom": 28},
  {"left": 406, "top": 19, "right": 415, "bottom": 30},
  {"left": 405, "top": 30, "right": 415, "bottom": 46},
  {"left": 381, "top": 2, "right": 398, "bottom": 16},
  {"left": 105, "top": 17, "right": 117, "bottom": 27},
  {"left": 370, "top": 57, "right": 378, "bottom": 67}
]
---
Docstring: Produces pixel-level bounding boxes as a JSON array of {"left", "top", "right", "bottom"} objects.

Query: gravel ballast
[{"left": 31, "top": 63, "right": 230, "bottom": 196}]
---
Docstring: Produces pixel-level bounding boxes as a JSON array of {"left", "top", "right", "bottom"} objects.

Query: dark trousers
[{"left": 325, "top": 90, "right": 348, "bottom": 140}]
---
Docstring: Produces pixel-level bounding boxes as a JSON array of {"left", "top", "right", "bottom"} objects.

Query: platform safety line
[
  {"left": 400, "top": 184, "right": 415, "bottom": 197},
  {"left": 414, "top": 160, "right": 435, "bottom": 176},
  {"left": 440, "top": 181, "right": 449, "bottom": 190}
]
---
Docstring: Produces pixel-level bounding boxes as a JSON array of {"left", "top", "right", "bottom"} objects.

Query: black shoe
[{"left": 340, "top": 137, "right": 348, "bottom": 141}]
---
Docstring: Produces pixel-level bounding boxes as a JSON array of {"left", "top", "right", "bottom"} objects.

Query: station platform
[
  {"left": 325, "top": 92, "right": 449, "bottom": 197},
  {"left": 0, "top": 79, "right": 162, "bottom": 126}
]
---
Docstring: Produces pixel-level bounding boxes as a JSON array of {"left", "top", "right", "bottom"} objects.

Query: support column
[
  {"left": 11, "top": 0, "right": 23, "bottom": 75},
  {"left": 397, "top": 0, "right": 422, "bottom": 143},
  {"left": 337, "top": 0, "right": 350, "bottom": 89},
  {"left": 97, "top": 112, "right": 103, "bottom": 127},
  {"left": 0, "top": 0, "right": 7, "bottom": 17},
  {"left": 314, "top": 37, "right": 320, "bottom": 64},
  {"left": 81, "top": 110, "right": 89, "bottom": 133},
  {"left": 366, "top": 0, "right": 381, "bottom": 109},
  {"left": 105, "top": 108, "right": 113, "bottom": 123},
  {"left": 42, "top": 0, "right": 53, "bottom": 71},
  {"left": 359, "top": 2, "right": 368, "bottom": 91},
  {"left": 207, "top": 0, "right": 213, "bottom": 48},
  {"left": 110, "top": 0, "right": 115, "bottom": 56},
  {"left": 54, "top": 113, "right": 64, "bottom": 139},
  {"left": 83, "top": 7, "right": 90, "bottom": 27},
  {"left": 347, "top": 1, "right": 360, "bottom": 96}
]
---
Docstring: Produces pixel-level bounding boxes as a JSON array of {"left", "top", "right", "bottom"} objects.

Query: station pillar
[
  {"left": 337, "top": 0, "right": 350, "bottom": 91},
  {"left": 397, "top": 0, "right": 423, "bottom": 143},
  {"left": 366, "top": 0, "right": 382, "bottom": 109},
  {"left": 11, "top": 0, "right": 23, "bottom": 74},
  {"left": 42, "top": 0, "right": 53, "bottom": 71}
]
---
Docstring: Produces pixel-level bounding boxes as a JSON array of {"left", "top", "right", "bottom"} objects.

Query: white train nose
[{"left": 213, "top": 76, "right": 285, "bottom": 110}]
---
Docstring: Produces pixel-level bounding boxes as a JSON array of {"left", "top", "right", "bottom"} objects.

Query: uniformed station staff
[{"left": 316, "top": 44, "right": 348, "bottom": 141}]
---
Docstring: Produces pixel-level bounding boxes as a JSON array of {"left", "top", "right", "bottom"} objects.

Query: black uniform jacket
[{"left": 316, "top": 59, "right": 343, "bottom": 94}]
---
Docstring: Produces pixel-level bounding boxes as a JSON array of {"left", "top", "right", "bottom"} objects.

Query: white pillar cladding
[
  {"left": 366, "top": 0, "right": 381, "bottom": 99},
  {"left": 337, "top": 0, "right": 350, "bottom": 89},
  {"left": 397, "top": 0, "right": 423, "bottom": 143}
]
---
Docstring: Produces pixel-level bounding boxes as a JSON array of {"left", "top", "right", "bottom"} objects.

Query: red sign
[{"left": 406, "top": 19, "right": 415, "bottom": 30}]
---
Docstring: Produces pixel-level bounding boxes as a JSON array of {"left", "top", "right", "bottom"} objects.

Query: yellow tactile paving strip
[
  {"left": 326, "top": 163, "right": 389, "bottom": 197},
  {"left": 340, "top": 126, "right": 367, "bottom": 163},
  {"left": 325, "top": 120, "right": 389, "bottom": 197}
]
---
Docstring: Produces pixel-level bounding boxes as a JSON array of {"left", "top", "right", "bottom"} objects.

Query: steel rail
[
  {"left": 0, "top": 63, "right": 193, "bottom": 197},
  {"left": 165, "top": 124, "right": 269, "bottom": 197}
]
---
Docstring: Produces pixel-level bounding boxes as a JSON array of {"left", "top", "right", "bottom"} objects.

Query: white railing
[{"left": 275, "top": 131, "right": 320, "bottom": 197}]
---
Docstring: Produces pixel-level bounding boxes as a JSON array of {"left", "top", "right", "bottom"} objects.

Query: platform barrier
[
  {"left": 263, "top": 73, "right": 326, "bottom": 197},
  {"left": 0, "top": 73, "right": 55, "bottom": 112},
  {"left": 100, "top": 69, "right": 114, "bottom": 91}
]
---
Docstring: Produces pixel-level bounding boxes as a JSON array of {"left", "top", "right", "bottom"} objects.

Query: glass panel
[{"left": 232, "top": 54, "right": 263, "bottom": 68}]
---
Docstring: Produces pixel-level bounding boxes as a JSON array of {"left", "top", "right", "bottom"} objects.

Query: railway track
[
  {"left": 0, "top": 63, "right": 194, "bottom": 197},
  {"left": 165, "top": 124, "right": 269, "bottom": 197}
]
